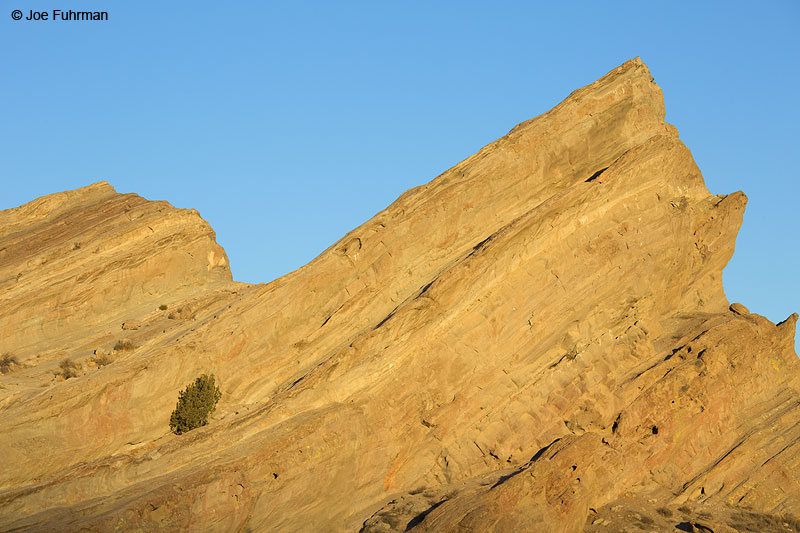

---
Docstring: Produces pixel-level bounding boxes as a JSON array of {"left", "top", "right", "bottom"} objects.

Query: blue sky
[{"left": 2, "top": 1, "right": 798, "bottom": 353}]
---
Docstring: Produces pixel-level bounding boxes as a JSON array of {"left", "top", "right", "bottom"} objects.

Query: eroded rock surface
[{"left": 1, "top": 58, "right": 797, "bottom": 532}]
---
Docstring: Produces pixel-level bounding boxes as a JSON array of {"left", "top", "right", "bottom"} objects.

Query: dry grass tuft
[
  {"left": 91, "top": 354, "right": 114, "bottom": 367},
  {"left": 113, "top": 340, "right": 136, "bottom": 352},
  {"left": 1, "top": 353, "right": 20, "bottom": 374},
  {"left": 729, "top": 511, "right": 800, "bottom": 532},
  {"left": 58, "top": 358, "right": 79, "bottom": 379}
]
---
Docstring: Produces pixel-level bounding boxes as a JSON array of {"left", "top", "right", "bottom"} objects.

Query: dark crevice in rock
[
  {"left": 665, "top": 345, "right": 686, "bottom": 361},
  {"left": 373, "top": 309, "right": 397, "bottom": 330},
  {"left": 418, "top": 279, "right": 435, "bottom": 297},
  {"left": 404, "top": 499, "right": 446, "bottom": 531},
  {"left": 530, "top": 437, "right": 562, "bottom": 462},
  {"left": 319, "top": 304, "right": 344, "bottom": 328},
  {"left": 611, "top": 414, "right": 621, "bottom": 434},
  {"left": 585, "top": 167, "right": 609, "bottom": 182},
  {"left": 472, "top": 236, "right": 492, "bottom": 252}
]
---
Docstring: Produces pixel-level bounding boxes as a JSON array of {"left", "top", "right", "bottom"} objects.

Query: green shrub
[
  {"left": 1, "top": 353, "right": 19, "bottom": 374},
  {"left": 159, "top": 304, "right": 168, "bottom": 311},
  {"left": 169, "top": 374, "right": 222, "bottom": 435}
]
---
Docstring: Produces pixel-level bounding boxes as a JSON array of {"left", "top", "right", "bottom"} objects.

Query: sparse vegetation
[
  {"left": 169, "top": 374, "right": 222, "bottom": 435},
  {"left": 91, "top": 354, "right": 113, "bottom": 367},
  {"left": 167, "top": 307, "right": 185, "bottom": 320},
  {"left": 729, "top": 511, "right": 800, "bottom": 532},
  {"left": 58, "top": 358, "right": 79, "bottom": 379},
  {"left": 159, "top": 304, "right": 168, "bottom": 311},
  {"left": 113, "top": 339, "right": 136, "bottom": 352},
  {"left": 1, "top": 353, "right": 20, "bottom": 374}
]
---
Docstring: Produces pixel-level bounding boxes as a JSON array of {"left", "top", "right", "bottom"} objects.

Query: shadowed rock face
[{"left": 0, "top": 58, "right": 797, "bottom": 532}]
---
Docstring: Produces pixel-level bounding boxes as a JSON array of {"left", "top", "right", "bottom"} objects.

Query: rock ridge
[{"left": 0, "top": 59, "right": 797, "bottom": 532}]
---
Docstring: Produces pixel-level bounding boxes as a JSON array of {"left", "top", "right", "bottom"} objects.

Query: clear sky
[{"left": 2, "top": 1, "right": 798, "bottom": 353}]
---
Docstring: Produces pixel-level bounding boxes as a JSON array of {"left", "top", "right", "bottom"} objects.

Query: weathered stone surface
[
  {"left": 730, "top": 302, "right": 750, "bottom": 315},
  {"left": 0, "top": 58, "right": 797, "bottom": 532},
  {"left": 0, "top": 181, "right": 232, "bottom": 355}
]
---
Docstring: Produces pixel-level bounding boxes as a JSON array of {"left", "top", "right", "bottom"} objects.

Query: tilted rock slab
[{"left": 0, "top": 58, "right": 798, "bottom": 532}]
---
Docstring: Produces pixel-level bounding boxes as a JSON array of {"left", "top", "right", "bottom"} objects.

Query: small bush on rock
[
  {"left": 169, "top": 374, "right": 222, "bottom": 435},
  {"left": 1, "top": 353, "right": 19, "bottom": 374},
  {"left": 113, "top": 340, "right": 135, "bottom": 352},
  {"left": 58, "top": 358, "right": 79, "bottom": 379},
  {"left": 91, "top": 354, "right": 114, "bottom": 367}
]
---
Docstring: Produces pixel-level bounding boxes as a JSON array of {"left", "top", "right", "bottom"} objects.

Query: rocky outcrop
[
  {"left": 0, "top": 58, "right": 797, "bottom": 532},
  {"left": 0, "top": 182, "right": 232, "bottom": 353}
]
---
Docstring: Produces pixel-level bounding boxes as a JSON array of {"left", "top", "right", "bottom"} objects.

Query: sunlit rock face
[{"left": 1, "top": 58, "right": 797, "bottom": 532}]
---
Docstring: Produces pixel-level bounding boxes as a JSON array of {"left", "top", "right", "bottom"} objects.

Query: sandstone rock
[
  {"left": 0, "top": 181, "right": 233, "bottom": 361},
  {"left": 730, "top": 302, "right": 750, "bottom": 315},
  {"left": 0, "top": 58, "right": 797, "bottom": 532}
]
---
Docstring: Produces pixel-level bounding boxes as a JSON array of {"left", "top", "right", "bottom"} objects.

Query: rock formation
[{"left": 1, "top": 58, "right": 798, "bottom": 532}]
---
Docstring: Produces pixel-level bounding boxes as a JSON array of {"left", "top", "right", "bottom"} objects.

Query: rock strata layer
[{"left": 1, "top": 58, "right": 798, "bottom": 532}]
